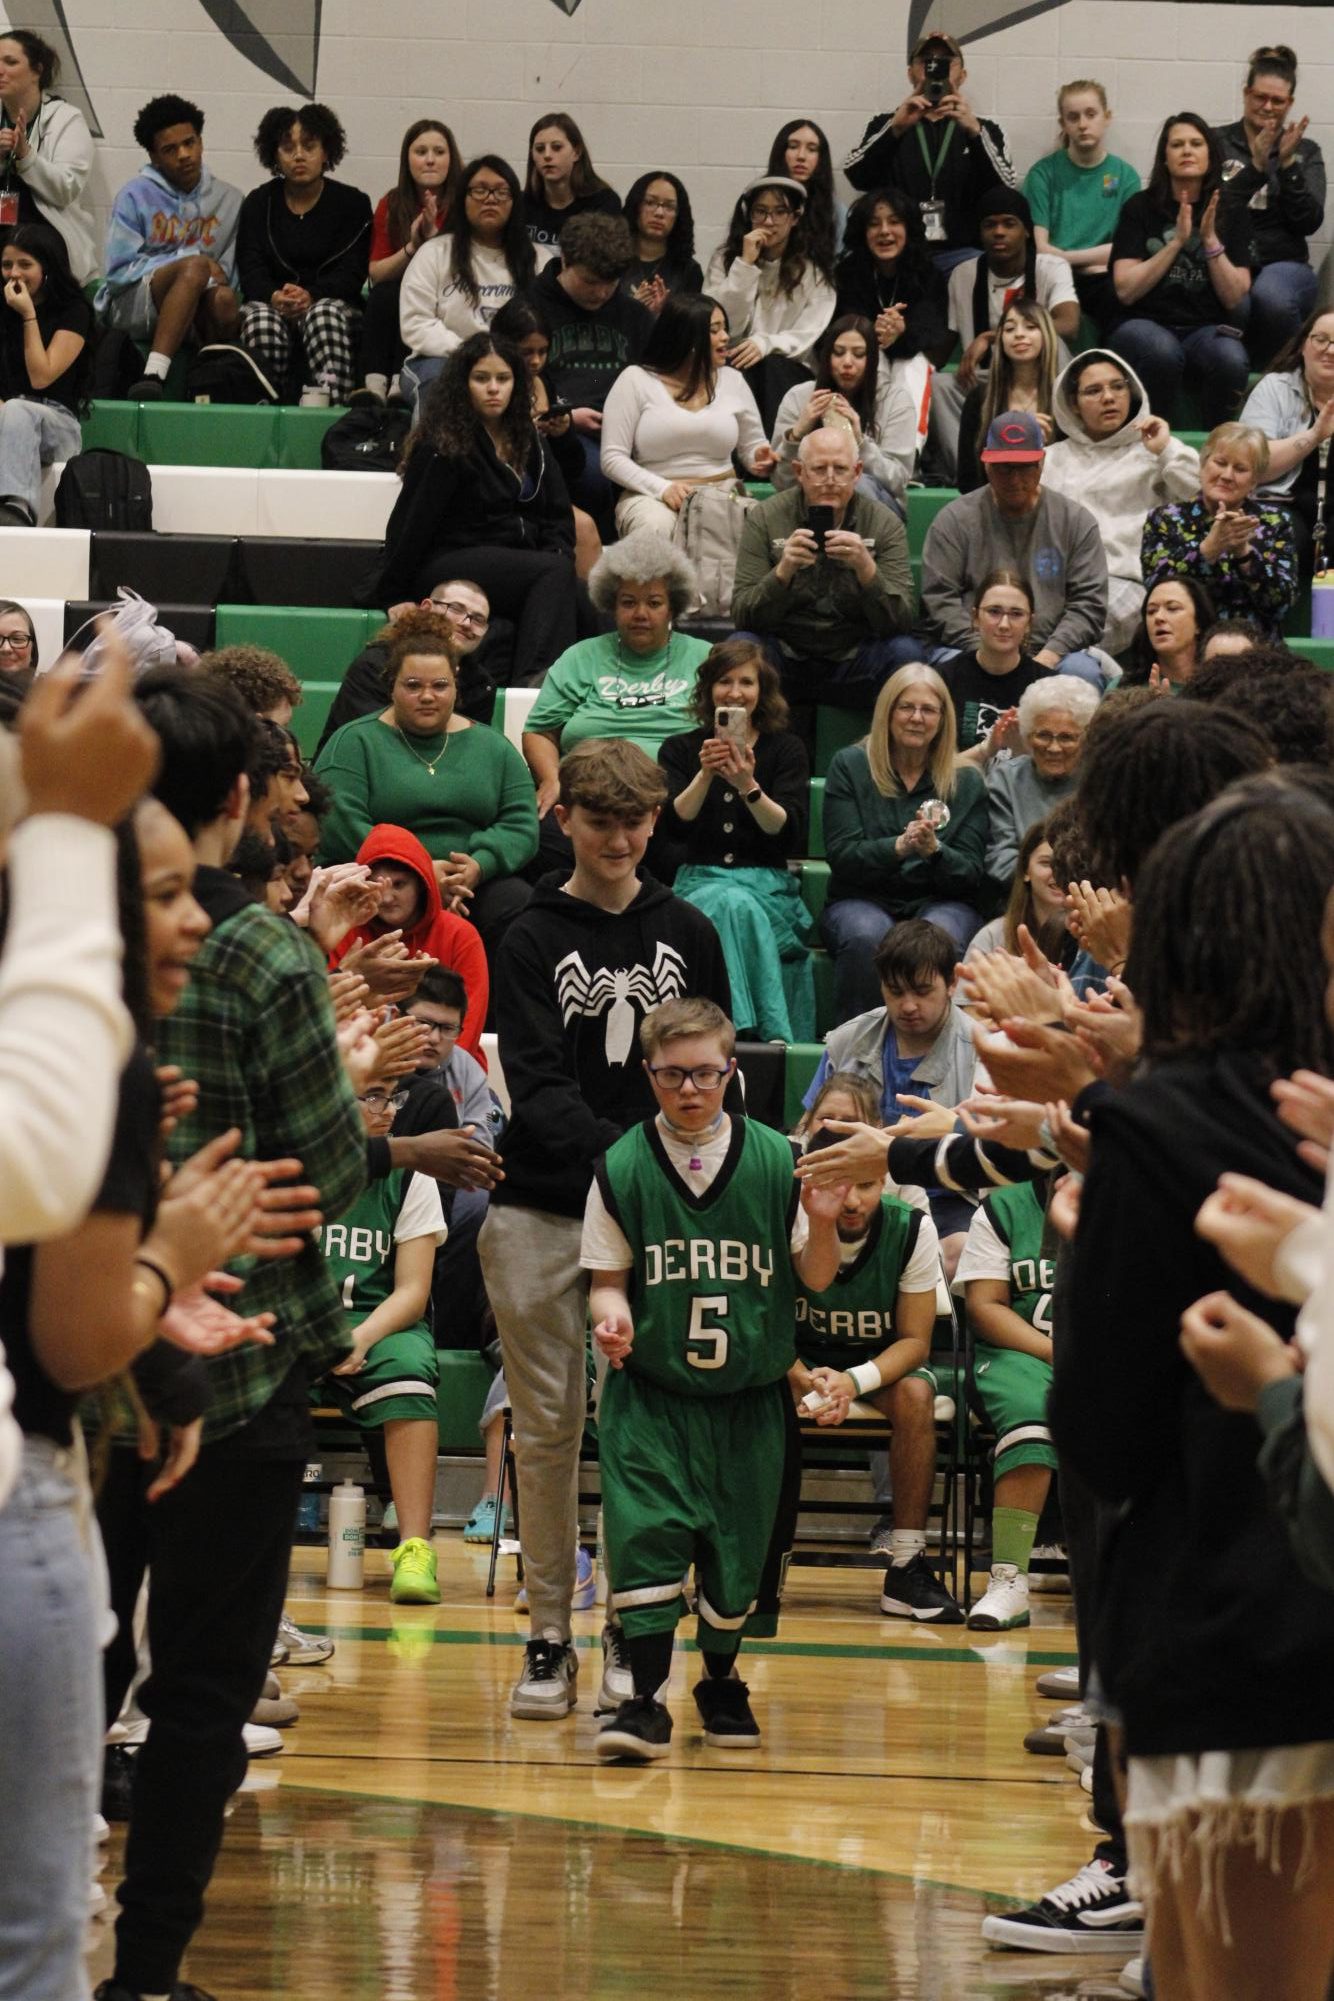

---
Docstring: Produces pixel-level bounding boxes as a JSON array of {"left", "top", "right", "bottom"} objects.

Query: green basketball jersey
[
  {"left": 981, "top": 1182, "right": 1054, "bottom": 1336},
  {"left": 319, "top": 1172, "right": 409, "bottom": 1327},
  {"left": 794, "top": 1194, "right": 923, "bottom": 1371},
  {"left": 595, "top": 1116, "right": 800, "bottom": 1397}
]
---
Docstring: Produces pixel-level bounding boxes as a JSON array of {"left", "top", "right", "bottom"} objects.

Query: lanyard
[
  {"left": 1315, "top": 440, "right": 1330, "bottom": 573},
  {"left": 915, "top": 118, "right": 957, "bottom": 194}
]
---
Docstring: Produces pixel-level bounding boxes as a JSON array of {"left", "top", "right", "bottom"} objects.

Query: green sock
[{"left": 992, "top": 1506, "right": 1039, "bottom": 1574}]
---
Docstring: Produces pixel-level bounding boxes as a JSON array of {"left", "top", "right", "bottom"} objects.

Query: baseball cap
[
  {"left": 911, "top": 29, "right": 963, "bottom": 61},
  {"left": 981, "top": 411, "right": 1046, "bottom": 463}
]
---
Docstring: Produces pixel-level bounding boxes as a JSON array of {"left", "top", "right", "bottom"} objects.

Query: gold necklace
[{"left": 395, "top": 725, "right": 450, "bottom": 777}]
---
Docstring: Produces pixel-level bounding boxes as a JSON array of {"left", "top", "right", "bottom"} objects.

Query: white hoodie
[
  {"left": 1043, "top": 349, "right": 1199, "bottom": 587},
  {"left": 11, "top": 95, "right": 97, "bottom": 283},
  {"left": 400, "top": 237, "right": 555, "bottom": 359}
]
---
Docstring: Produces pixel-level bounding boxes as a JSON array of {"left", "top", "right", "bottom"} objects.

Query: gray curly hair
[
  {"left": 588, "top": 529, "right": 699, "bottom": 620},
  {"left": 1018, "top": 673, "right": 1100, "bottom": 742}
]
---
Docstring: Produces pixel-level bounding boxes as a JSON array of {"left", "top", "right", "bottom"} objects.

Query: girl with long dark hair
[
  {"left": 705, "top": 174, "right": 837, "bottom": 428},
  {"left": 360, "top": 117, "right": 461, "bottom": 403},
  {"left": 765, "top": 119, "right": 844, "bottom": 274},
  {"left": 0, "top": 221, "right": 91, "bottom": 525},
  {"left": 374, "top": 331, "right": 577, "bottom": 684},
  {"left": 620, "top": 170, "right": 701, "bottom": 310},
  {"left": 834, "top": 186, "right": 952, "bottom": 366},
  {"left": 955, "top": 297, "right": 1060, "bottom": 492},
  {"left": 521, "top": 111, "right": 619, "bottom": 249},
  {"left": 770, "top": 312, "right": 916, "bottom": 509}
]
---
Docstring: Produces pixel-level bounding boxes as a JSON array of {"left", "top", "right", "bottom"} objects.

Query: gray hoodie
[{"left": 1043, "top": 349, "right": 1199, "bottom": 587}]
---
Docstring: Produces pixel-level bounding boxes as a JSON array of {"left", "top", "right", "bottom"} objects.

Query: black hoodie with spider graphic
[{"left": 491, "top": 870, "right": 730, "bottom": 1218}]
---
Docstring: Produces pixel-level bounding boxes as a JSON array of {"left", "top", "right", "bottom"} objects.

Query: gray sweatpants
[{"left": 478, "top": 1204, "right": 588, "bottom": 1640}]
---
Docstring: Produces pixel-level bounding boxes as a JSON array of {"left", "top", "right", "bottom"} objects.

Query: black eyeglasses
[
  {"left": 646, "top": 1064, "right": 732, "bottom": 1089},
  {"left": 0, "top": 631, "right": 32, "bottom": 650},
  {"left": 466, "top": 184, "right": 511, "bottom": 204}
]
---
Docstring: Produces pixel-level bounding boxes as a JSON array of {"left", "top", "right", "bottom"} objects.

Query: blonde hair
[
  {"left": 1201, "top": 421, "right": 1270, "bottom": 481},
  {"left": 797, "top": 1067, "right": 881, "bottom": 1140},
  {"left": 864, "top": 664, "right": 960, "bottom": 801},
  {"left": 977, "top": 299, "right": 1059, "bottom": 449},
  {"left": 639, "top": 996, "right": 736, "bottom": 1061},
  {"left": 1057, "top": 78, "right": 1109, "bottom": 147}
]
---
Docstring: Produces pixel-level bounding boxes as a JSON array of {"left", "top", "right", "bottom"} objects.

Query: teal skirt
[{"left": 674, "top": 865, "right": 815, "bottom": 1042}]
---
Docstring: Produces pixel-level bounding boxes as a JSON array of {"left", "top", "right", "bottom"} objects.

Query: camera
[{"left": 921, "top": 45, "right": 953, "bottom": 107}]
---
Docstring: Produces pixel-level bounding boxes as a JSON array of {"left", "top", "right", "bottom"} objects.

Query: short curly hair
[
  {"left": 199, "top": 645, "right": 302, "bottom": 717},
  {"left": 384, "top": 620, "right": 458, "bottom": 693},
  {"left": 557, "top": 211, "right": 633, "bottom": 280},
  {"left": 254, "top": 102, "right": 347, "bottom": 174},
  {"left": 134, "top": 95, "right": 204, "bottom": 153},
  {"left": 588, "top": 530, "right": 698, "bottom": 620}
]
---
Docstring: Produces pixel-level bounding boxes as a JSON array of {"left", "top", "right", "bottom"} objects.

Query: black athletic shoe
[
  {"left": 595, "top": 1695, "right": 673, "bottom": 1763},
  {"left": 693, "top": 1676, "right": 761, "bottom": 1747},
  {"left": 980, "top": 1856, "right": 1144, "bottom": 1952},
  {"left": 879, "top": 1553, "right": 964, "bottom": 1623},
  {"left": 95, "top": 1981, "right": 218, "bottom": 2001},
  {"left": 128, "top": 375, "right": 166, "bottom": 400},
  {"left": 101, "top": 1744, "right": 138, "bottom": 1822}
]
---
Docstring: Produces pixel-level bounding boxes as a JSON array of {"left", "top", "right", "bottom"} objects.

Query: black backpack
[
  {"left": 184, "top": 344, "right": 279, "bottom": 406},
  {"left": 54, "top": 450, "right": 153, "bottom": 531},
  {"left": 321, "top": 403, "right": 412, "bottom": 472}
]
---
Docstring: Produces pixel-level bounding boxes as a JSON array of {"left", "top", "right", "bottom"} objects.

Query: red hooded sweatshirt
[{"left": 332, "top": 823, "right": 489, "bottom": 1062}]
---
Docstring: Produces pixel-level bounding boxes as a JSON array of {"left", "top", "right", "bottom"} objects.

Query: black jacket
[
  {"left": 834, "top": 250, "right": 952, "bottom": 366},
  {"left": 1215, "top": 117, "right": 1325, "bottom": 267},
  {"left": 841, "top": 115, "right": 1016, "bottom": 254},
  {"left": 370, "top": 429, "right": 574, "bottom": 607},
  {"left": 491, "top": 872, "right": 730, "bottom": 1217},
  {"left": 527, "top": 260, "right": 651, "bottom": 410},
  {"left": 237, "top": 177, "right": 372, "bottom": 306},
  {"left": 657, "top": 728, "right": 809, "bottom": 867},
  {"left": 1054, "top": 1052, "right": 1334, "bottom": 1757}
]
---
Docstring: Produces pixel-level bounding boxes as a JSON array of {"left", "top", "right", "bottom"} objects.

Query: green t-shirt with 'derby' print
[{"left": 526, "top": 631, "right": 712, "bottom": 753}]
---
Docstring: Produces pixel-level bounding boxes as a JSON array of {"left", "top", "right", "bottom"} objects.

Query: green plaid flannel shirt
[{"left": 158, "top": 882, "right": 367, "bottom": 1443}]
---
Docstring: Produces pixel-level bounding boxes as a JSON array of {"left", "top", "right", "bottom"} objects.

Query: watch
[{"left": 745, "top": 785, "right": 763, "bottom": 804}]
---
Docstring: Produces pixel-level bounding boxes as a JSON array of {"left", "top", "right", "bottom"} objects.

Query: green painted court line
[{"left": 302, "top": 1622, "right": 1077, "bottom": 1668}]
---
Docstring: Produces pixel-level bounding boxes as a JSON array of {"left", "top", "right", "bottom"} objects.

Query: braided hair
[{"left": 1178, "top": 646, "right": 1334, "bottom": 768}]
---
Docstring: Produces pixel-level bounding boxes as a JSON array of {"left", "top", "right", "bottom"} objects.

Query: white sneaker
[
  {"left": 87, "top": 1880, "right": 108, "bottom": 1919},
  {"left": 509, "top": 1634, "right": 578, "bottom": 1720},
  {"left": 1035, "top": 1663, "right": 1080, "bottom": 1699},
  {"left": 242, "top": 1721, "right": 284, "bottom": 1757},
  {"left": 968, "top": 1564, "right": 1030, "bottom": 1630},
  {"left": 1119, "top": 1957, "right": 1147, "bottom": 1996},
  {"left": 275, "top": 1610, "right": 334, "bottom": 1665},
  {"left": 92, "top": 1813, "right": 109, "bottom": 1846},
  {"left": 597, "top": 1621, "right": 635, "bottom": 1713}
]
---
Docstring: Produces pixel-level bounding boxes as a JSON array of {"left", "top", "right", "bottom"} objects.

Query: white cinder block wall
[{"left": 17, "top": 1, "right": 1334, "bottom": 278}]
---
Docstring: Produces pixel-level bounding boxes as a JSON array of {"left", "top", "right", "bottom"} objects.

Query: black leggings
[
  {"left": 418, "top": 544, "right": 577, "bottom": 686},
  {"left": 361, "top": 276, "right": 408, "bottom": 381}
]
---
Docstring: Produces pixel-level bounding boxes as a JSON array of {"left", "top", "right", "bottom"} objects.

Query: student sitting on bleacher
[
  {"left": 360, "top": 118, "right": 459, "bottom": 405},
  {"left": 1023, "top": 79, "right": 1140, "bottom": 334},
  {"left": 795, "top": 1110, "right": 957, "bottom": 1623},
  {"left": 318, "top": 1070, "right": 448, "bottom": 1606},
  {"left": 371, "top": 333, "right": 577, "bottom": 686},
  {"left": 953, "top": 299, "right": 1060, "bottom": 498},
  {"left": 620, "top": 171, "right": 703, "bottom": 311},
  {"left": 730, "top": 426, "right": 915, "bottom": 712},
  {"left": 314, "top": 622, "right": 538, "bottom": 967},
  {"left": 937, "top": 570, "right": 1052, "bottom": 772},
  {"left": 0, "top": 30, "right": 95, "bottom": 282},
  {"left": 521, "top": 112, "right": 621, "bottom": 252},
  {"left": 832, "top": 189, "right": 952, "bottom": 459},
  {"left": 1042, "top": 348, "right": 1199, "bottom": 653},
  {"left": 0, "top": 598, "right": 36, "bottom": 672},
  {"left": 0, "top": 222, "right": 90, "bottom": 527},
  {"left": 705, "top": 175, "right": 836, "bottom": 431},
  {"left": 96, "top": 94, "right": 241, "bottom": 399},
  {"left": 770, "top": 314, "right": 915, "bottom": 513},
  {"left": 236, "top": 101, "right": 371, "bottom": 406},
  {"left": 966, "top": 818, "right": 1072, "bottom": 964},
  {"left": 1141, "top": 421, "right": 1298, "bottom": 637},
  {"left": 657, "top": 639, "right": 814, "bottom": 1042},
  {"left": 319, "top": 594, "right": 498, "bottom": 754},
  {"left": 1241, "top": 307, "right": 1334, "bottom": 582}
]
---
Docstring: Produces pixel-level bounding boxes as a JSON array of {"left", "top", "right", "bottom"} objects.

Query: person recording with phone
[
  {"left": 842, "top": 31, "right": 1017, "bottom": 273},
  {"left": 730, "top": 424, "right": 914, "bottom": 714}
]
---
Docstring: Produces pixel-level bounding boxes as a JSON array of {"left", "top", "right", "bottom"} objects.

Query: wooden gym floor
[{"left": 88, "top": 1538, "right": 1126, "bottom": 2001}]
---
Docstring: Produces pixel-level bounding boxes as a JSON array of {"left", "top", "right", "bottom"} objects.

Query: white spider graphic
[{"left": 555, "top": 944, "right": 688, "bottom": 1065}]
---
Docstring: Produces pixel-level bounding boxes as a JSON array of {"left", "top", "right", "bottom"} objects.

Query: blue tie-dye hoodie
[{"left": 95, "top": 162, "right": 242, "bottom": 310}]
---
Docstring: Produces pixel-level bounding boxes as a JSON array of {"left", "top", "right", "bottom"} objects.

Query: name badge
[
  {"left": 920, "top": 197, "right": 946, "bottom": 243},
  {"left": 0, "top": 192, "right": 19, "bottom": 227}
]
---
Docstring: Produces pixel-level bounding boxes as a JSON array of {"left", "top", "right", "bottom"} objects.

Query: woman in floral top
[{"left": 1141, "top": 421, "right": 1297, "bottom": 634}]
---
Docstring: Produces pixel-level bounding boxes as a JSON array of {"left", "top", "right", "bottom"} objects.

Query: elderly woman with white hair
[
  {"left": 1141, "top": 420, "right": 1299, "bottom": 636},
  {"left": 521, "top": 529, "right": 709, "bottom": 818},
  {"left": 985, "top": 674, "right": 1099, "bottom": 886}
]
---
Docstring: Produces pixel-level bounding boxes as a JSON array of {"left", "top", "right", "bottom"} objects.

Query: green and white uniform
[
  {"left": 795, "top": 1193, "right": 940, "bottom": 1388},
  {"left": 584, "top": 1115, "right": 803, "bottom": 1653},
  {"left": 318, "top": 1170, "right": 447, "bottom": 1426},
  {"left": 955, "top": 1182, "right": 1057, "bottom": 1478}
]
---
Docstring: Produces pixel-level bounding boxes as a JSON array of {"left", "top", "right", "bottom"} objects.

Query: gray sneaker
[
  {"left": 867, "top": 1514, "right": 895, "bottom": 1556},
  {"left": 510, "top": 1635, "right": 578, "bottom": 1720},
  {"left": 597, "top": 1622, "right": 635, "bottom": 1713}
]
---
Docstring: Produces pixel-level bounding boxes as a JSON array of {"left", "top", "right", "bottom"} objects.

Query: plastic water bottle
[{"left": 327, "top": 1480, "right": 365, "bottom": 1589}]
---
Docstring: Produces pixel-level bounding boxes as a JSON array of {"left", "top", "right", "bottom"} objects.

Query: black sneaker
[
  {"left": 101, "top": 1744, "right": 138, "bottom": 1822},
  {"left": 128, "top": 375, "right": 167, "bottom": 400},
  {"left": 692, "top": 1676, "right": 761, "bottom": 1747},
  {"left": 980, "top": 1856, "right": 1144, "bottom": 1952},
  {"left": 595, "top": 1695, "right": 673, "bottom": 1763},
  {"left": 879, "top": 1553, "right": 964, "bottom": 1624}
]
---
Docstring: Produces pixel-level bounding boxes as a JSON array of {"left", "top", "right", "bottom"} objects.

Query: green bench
[
  {"left": 215, "top": 605, "right": 383, "bottom": 754},
  {"left": 80, "top": 400, "right": 342, "bottom": 470}
]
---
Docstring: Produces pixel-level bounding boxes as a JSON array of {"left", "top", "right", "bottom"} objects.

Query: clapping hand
[
  {"left": 1180, "top": 1290, "right": 1299, "bottom": 1412},
  {"left": 1195, "top": 1173, "right": 1319, "bottom": 1300},
  {"left": 1203, "top": 504, "right": 1256, "bottom": 562},
  {"left": 1272, "top": 1068, "right": 1334, "bottom": 1173},
  {"left": 340, "top": 930, "right": 436, "bottom": 1000},
  {"left": 1064, "top": 880, "right": 1130, "bottom": 972},
  {"left": 875, "top": 305, "right": 906, "bottom": 350}
]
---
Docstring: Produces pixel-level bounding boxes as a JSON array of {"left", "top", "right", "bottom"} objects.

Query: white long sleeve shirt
[
  {"left": 769, "top": 374, "right": 916, "bottom": 500},
  {"left": 599, "top": 365, "right": 767, "bottom": 498},
  {"left": 1273, "top": 1176, "right": 1334, "bottom": 1495},
  {"left": 400, "top": 237, "right": 554, "bottom": 358},
  {"left": 704, "top": 249, "right": 836, "bottom": 363}
]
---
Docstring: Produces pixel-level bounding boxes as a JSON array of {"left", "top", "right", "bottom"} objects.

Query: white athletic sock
[
  {"left": 363, "top": 371, "right": 388, "bottom": 399},
  {"left": 888, "top": 1529, "right": 926, "bottom": 1568},
  {"left": 143, "top": 352, "right": 170, "bottom": 380}
]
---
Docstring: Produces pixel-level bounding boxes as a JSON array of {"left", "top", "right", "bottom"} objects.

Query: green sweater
[
  {"left": 526, "top": 630, "right": 712, "bottom": 752},
  {"left": 730, "top": 485, "right": 914, "bottom": 663},
  {"left": 823, "top": 747, "right": 988, "bottom": 915},
  {"left": 314, "top": 716, "right": 539, "bottom": 880}
]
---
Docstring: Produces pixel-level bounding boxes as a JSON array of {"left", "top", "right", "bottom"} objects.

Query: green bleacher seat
[
  {"left": 290, "top": 681, "right": 341, "bottom": 756},
  {"left": 276, "top": 406, "right": 342, "bottom": 469},
  {"left": 793, "top": 859, "right": 829, "bottom": 923},
  {"left": 1299, "top": 637, "right": 1334, "bottom": 671},
  {"left": 815, "top": 706, "right": 863, "bottom": 774},
  {"left": 215, "top": 604, "right": 378, "bottom": 686},
  {"left": 905, "top": 487, "right": 958, "bottom": 557},
  {"left": 436, "top": 1351, "right": 492, "bottom": 1452},
  {"left": 81, "top": 403, "right": 142, "bottom": 456},
  {"left": 809, "top": 775, "right": 824, "bottom": 857},
  {"left": 783, "top": 1042, "right": 825, "bottom": 1128},
  {"left": 140, "top": 402, "right": 280, "bottom": 470},
  {"left": 744, "top": 480, "right": 775, "bottom": 502}
]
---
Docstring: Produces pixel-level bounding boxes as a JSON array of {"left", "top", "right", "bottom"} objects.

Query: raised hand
[
  {"left": 1195, "top": 1173, "right": 1319, "bottom": 1299},
  {"left": 1180, "top": 1290, "right": 1299, "bottom": 1412}
]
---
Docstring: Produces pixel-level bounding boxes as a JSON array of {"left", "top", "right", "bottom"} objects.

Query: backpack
[
  {"left": 671, "top": 483, "right": 756, "bottom": 618},
  {"left": 184, "top": 344, "right": 279, "bottom": 406},
  {"left": 54, "top": 450, "right": 153, "bottom": 531},
  {"left": 320, "top": 404, "right": 412, "bottom": 473}
]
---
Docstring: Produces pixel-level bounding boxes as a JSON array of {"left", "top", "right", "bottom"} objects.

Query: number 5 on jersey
[{"left": 687, "top": 1294, "right": 730, "bottom": 1370}]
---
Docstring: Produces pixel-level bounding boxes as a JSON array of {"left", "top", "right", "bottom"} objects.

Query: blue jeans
[
  {"left": 1248, "top": 260, "right": 1318, "bottom": 365},
  {"left": 1109, "top": 320, "right": 1250, "bottom": 428},
  {"left": 0, "top": 1436, "right": 103, "bottom": 2001},
  {"left": 0, "top": 397, "right": 81, "bottom": 520},
  {"left": 820, "top": 895, "right": 980, "bottom": 1022},
  {"left": 400, "top": 352, "right": 446, "bottom": 414}
]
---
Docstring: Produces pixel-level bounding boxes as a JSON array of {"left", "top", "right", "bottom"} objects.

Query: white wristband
[{"left": 848, "top": 1360, "right": 883, "bottom": 1398}]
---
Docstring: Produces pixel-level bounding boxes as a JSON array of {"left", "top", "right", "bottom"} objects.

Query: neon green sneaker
[{"left": 390, "top": 1537, "right": 440, "bottom": 1605}]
